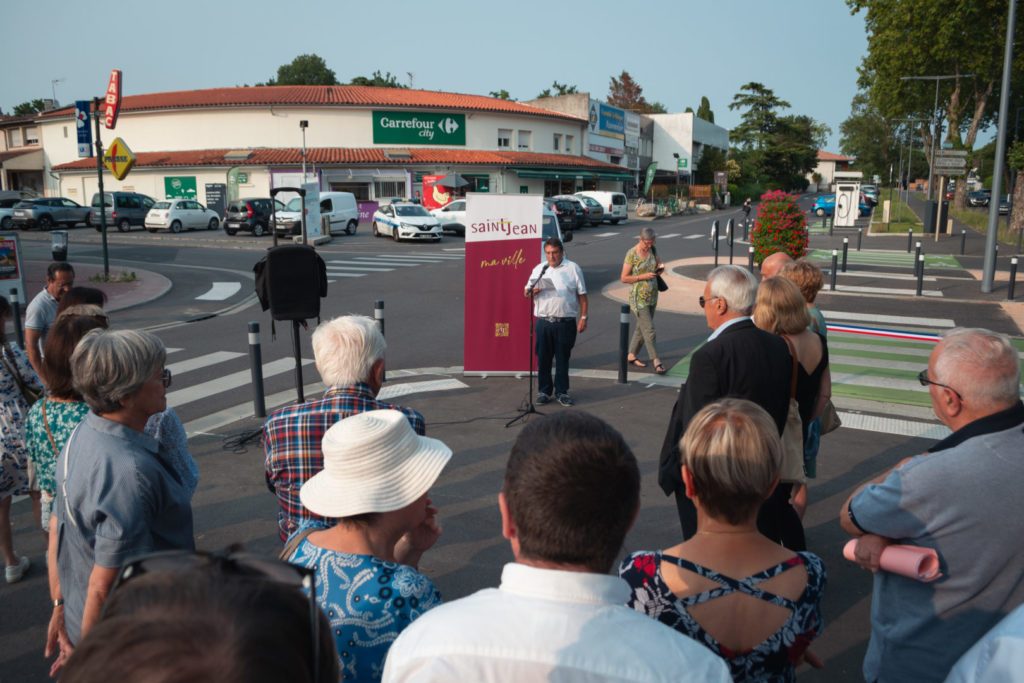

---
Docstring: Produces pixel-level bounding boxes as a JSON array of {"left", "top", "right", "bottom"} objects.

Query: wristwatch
[
  {"left": 53, "top": 598, "right": 64, "bottom": 608},
  {"left": 581, "top": 315, "right": 588, "bottom": 320}
]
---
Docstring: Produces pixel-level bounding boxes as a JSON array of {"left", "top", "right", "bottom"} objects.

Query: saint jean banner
[{"left": 464, "top": 194, "right": 543, "bottom": 374}]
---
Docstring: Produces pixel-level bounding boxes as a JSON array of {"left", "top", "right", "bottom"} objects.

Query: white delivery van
[
  {"left": 319, "top": 192, "right": 360, "bottom": 235},
  {"left": 575, "top": 191, "right": 628, "bottom": 224}
]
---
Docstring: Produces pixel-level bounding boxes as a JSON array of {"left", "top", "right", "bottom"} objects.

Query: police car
[{"left": 371, "top": 202, "right": 443, "bottom": 242}]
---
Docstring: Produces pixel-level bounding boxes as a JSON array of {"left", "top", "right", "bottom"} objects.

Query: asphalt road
[{"left": 2, "top": 205, "right": 1021, "bottom": 682}]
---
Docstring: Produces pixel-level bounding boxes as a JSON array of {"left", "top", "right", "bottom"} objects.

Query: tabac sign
[
  {"left": 103, "top": 137, "right": 136, "bottom": 180},
  {"left": 372, "top": 111, "right": 466, "bottom": 145},
  {"left": 104, "top": 69, "right": 123, "bottom": 129}
]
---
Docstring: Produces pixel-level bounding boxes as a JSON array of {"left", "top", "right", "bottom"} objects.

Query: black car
[
  {"left": 223, "top": 198, "right": 285, "bottom": 236},
  {"left": 545, "top": 198, "right": 582, "bottom": 232},
  {"left": 967, "top": 190, "right": 991, "bottom": 207},
  {"left": 556, "top": 194, "right": 604, "bottom": 226}
]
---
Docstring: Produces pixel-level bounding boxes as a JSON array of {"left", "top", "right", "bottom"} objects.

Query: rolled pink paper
[{"left": 843, "top": 539, "right": 942, "bottom": 582}]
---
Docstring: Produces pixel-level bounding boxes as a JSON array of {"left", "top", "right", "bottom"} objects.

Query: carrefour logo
[{"left": 440, "top": 117, "right": 460, "bottom": 135}]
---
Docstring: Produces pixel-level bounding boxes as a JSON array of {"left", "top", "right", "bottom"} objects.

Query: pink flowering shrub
[{"left": 751, "top": 190, "right": 808, "bottom": 264}]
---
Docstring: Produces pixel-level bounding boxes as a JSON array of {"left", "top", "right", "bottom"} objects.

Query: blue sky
[{"left": 1, "top": 0, "right": 869, "bottom": 151}]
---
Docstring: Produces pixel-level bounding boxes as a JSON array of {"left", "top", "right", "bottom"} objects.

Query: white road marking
[
  {"left": 377, "top": 254, "right": 463, "bottom": 260},
  {"left": 659, "top": 233, "right": 680, "bottom": 239},
  {"left": 821, "top": 311, "right": 956, "bottom": 328},
  {"left": 595, "top": 232, "right": 617, "bottom": 237},
  {"left": 443, "top": 247, "right": 466, "bottom": 252},
  {"left": 166, "top": 351, "right": 245, "bottom": 376},
  {"left": 166, "top": 348, "right": 184, "bottom": 354},
  {"left": 167, "top": 357, "right": 313, "bottom": 408},
  {"left": 684, "top": 234, "right": 703, "bottom": 239},
  {"left": 825, "top": 270, "right": 939, "bottom": 282},
  {"left": 325, "top": 263, "right": 395, "bottom": 271},
  {"left": 826, "top": 284, "right": 943, "bottom": 297},
  {"left": 324, "top": 272, "right": 365, "bottom": 278},
  {"left": 837, "top": 412, "right": 950, "bottom": 439},
  {"left": 195, "top": 282, "right": 241, "bottom": 301}
]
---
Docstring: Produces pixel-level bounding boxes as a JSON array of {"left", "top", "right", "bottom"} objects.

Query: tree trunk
[
  {"left": 956, "top": 81, "right": 995, "bottom": 210},
  {"left": 1012, "top": 172, "right": 1024, "bottom": 239}
]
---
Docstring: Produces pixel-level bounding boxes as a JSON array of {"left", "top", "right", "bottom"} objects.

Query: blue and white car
[
  {"left": 812, "top": 193, "right": 872, "bottom": 218},
  {"left": 371, "top": 202, "right": 443, "bottom": 242}
]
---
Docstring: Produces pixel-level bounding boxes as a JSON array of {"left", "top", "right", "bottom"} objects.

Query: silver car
[{"left": 11, "top": 197, "right": 91, "bottom": 230}]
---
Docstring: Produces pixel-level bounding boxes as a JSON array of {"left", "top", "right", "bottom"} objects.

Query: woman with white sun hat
[{"left": 285, "top": 409, "right": 452, "bottom": 682}]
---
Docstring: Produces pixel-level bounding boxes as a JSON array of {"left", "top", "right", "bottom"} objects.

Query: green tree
[
  {"left": 760, "top": 115, "right": 823, "bottom": 190},
  {"left": 262, "top": 54, "right": 338, "bottom": 86},
  {"left": 607, "top": 71, "right": 664, "bottom": 114},
  {"left": 729, "top": 82, "right": 791, "bottom": 151},
  {"left": 839, "top": 92, "right": 898, "bottom": 182},
  {"left": 535, "top": 81, "right": 578, "bottom": 99},
  {"left": 349, "top": 71, "right": 408, "bottom": 88},
  {"left": 684, "top": 106, "right": 694, "bottom": 113},
  {"left": 12, "top": 99, "right": 48, "bottom": 116},
  {"left": 694, "top": 146, "right": 727, "bottom": 185},
  {"left": 696, "top": 96, "right": 714, "bottom": 123},
  {"left": 489, "top": 89, "right": 514, "bottom": 100}
]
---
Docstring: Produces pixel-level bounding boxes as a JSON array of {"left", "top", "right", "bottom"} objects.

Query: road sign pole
[{"left": 93, "top": 97, "right": 109, "bottom": 279}]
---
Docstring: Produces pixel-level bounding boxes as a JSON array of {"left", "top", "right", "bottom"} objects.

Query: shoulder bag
[
  {"left": 779, "top": 337, "right": 806, "bottom": 484},
  {"left": 1, "top": 344, "right": 41, "bottom": 405},
  {"left": 650, "top": 246, "right": 669, "bottom": 292}
]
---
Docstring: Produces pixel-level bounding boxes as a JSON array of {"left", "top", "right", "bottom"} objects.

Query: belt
[{"left": 541, "top": 316, "right": 576, "bottom": 323}]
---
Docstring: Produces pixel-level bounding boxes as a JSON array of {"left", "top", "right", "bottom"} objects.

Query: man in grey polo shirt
[
  {"left": 840, "top": 327, "right": 1024, "bottom": 682},
  {"left": 25, "top": 262, "right": 74, "bottom": 377}
]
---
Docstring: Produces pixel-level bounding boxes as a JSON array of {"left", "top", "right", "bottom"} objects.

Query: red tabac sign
[{"left": 104, "top": 69, "right": 122, "bottom": 130}]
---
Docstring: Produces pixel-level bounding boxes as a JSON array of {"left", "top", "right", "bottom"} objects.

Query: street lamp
[
  {"left": 672, "top": 152, "right": 680, "bottom": 201},
  {"left": 50, "top": 77, "right": 65, "bottom": 106},
  {"left": 299, "top": 119, "right": 309, "bottom": 182}
]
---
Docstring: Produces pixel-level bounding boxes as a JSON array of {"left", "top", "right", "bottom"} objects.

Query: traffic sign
[
  {"left": 934, "top": 156, "right": 968, "bottom": 169},
  {"left": 103, "top": 137, "right": 135, "bottom": 180},
  {"left": 935, "top": 149, "right": 969, "bottom": 157},
  {"left": 74, "top": 101, "right": 93, "bottom": 158}
]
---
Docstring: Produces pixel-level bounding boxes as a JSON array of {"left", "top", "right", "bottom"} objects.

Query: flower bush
[{"left": 751, "top": 190, "right": 808, "bottom": 264}]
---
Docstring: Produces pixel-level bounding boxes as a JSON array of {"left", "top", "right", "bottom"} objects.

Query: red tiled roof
[
  {"left": 52, "top": 148, "right": 626, "bottom": 172},
  {"left": 39, "top": 86, "right": 586, "bottom": 122},
  {"left": 817, "top": 150, "right": 853, "bottom": 162}
]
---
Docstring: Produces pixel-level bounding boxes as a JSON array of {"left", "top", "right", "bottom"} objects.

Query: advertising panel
[
  {"left": 164, "top": 176, "right": 197, "bottom": 199},
  {"left": 588, "top": 101, "right": 626, "bottom": 140},
  {"left": 421, "top": 175, "right": 452, "bottom": 210},
  {"left": 357, "top": 201, "right": 379, "bottom": 223},
  {"left": 75, "top": 101, "right": 93, "bottom": 158},
  {"left": 104, "top": 69, "right": 122, "bottom": 130},
  {"left": 372, "top": 112, "right": 466, "bottom": 145},
  {"left": 0, "top": 233, "right": 27, "bottom": 305},
  {"left": 204, "top": 183, "right": 226, "bottom": 218},
  {"left": 464, "top": 194, "right": 543, "bottom": 374},
  {"left": 303, "top": 182, "right": 322, "bottom": 239}
]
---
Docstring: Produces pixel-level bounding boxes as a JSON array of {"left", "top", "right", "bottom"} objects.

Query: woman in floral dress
[
  {"left": 0, "top": 295, "right": 43, "bottom": 583},
  {"left": 619, "top": 399, "right": 826, "bottom": 682},
  {"left": 620, "top": 226, "right": 667, "bottom": 374}
]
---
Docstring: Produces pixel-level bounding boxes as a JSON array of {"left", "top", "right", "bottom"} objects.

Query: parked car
[
  {"left": 968, "top": 190, "right": 991, "bottom": 207},
  {"left": 575, "top": 190, "right": 628, "bottom": 224},
  {"left": 545, "top": 197, "right": 582, "bottom": 232},
  {"left": 273, "top": 197, "right": 305, "bottom": 236},
  {"left": 12, "top": 197, "right": 92, "bottom": 230},
  {"left": 90, "top": 191, "right": 156, "bottom": 232},
  {"left": 557, "top": 194, "right": 603, "bottom": 226},
  {"left": 319, "top": 192, "right": 360, "bottom": 236},
  {"left": 145, "top": 199, "right": 220, "bottom": 233},
  {"left": 430, "top": 199, "right": 467, "bottom": 236},
  {"left": 812, "top": 193, "right": 872, "bottom": 218},
  {"left": 0, "top": 197, "right": 23, "bottom": 230},
  {"left": 223, "top": 198, "right": 284, "bottom": 236},
  {"left": 860, "top": 184, "right": 879, "bottom": 206},
  {"left": 998, "top": 196, "right": 1010, "bottom": 215},
  {"left": 371, "top": 202, "right": 443, "bottom": 242}
]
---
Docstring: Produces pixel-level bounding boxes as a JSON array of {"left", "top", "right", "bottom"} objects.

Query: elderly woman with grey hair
[
  {"left": 621, "top": 226, "right": 667, "bottom": 374},
  {"left": 45, "top": 329, "right": 195, "bottom": 677}
]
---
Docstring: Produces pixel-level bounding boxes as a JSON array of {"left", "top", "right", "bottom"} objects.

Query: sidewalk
[{"left": 20, "top": 259, "right": 170, "bottom": 312}]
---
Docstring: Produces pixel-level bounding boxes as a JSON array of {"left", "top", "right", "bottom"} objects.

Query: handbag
[
  {"left": 820, "top": 399, "right": 842, "bottom": 435},
  {"left": 779, "top": 337, "right": 806, "bottom": 484},
  {"left": 651, "top": 246, "right": 669, "bottom": 292},
  {"left": 1, "top": 344, "right": 41, "bottom": 405}
]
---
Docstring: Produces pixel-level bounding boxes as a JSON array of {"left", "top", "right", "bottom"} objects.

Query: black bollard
[
  {"left": 9, "top": 288, "right": 24, "bottom": 350},
  {"left": 712, "top": 222, "right": 719, "bottom": 267},
  {"left": 857, "top": 228, "right": 863, "bottom": 251},
  {"left": 916, "top": 255, "right": 925, "bottom": 296},
  {"left": 618, "top": 304, "right": 630, "bottom": 384},
  {"left": 747, "top": 246, "right": 755, "bottom": 273},
  {"left": 1009, "top": 257, "right": 1019, "bottom": 301},
  {"left": 743, "top": 218, "right": 750, "bottom": 241},
  {"left": 375, "top": 299, "right": 385, "bottom": 382},
  {"left": 830, "top": 250, "right": 838, "bottom": 291},
  {"left": 960, "top": 229, "right": 967, "bottom": 255},
  {"left": 727, "top": 219, "right": 735, "bottom": 264},
  {"left": 914, "top": 242, "right": 922, "bottom": 276},
  {"left": 828, "top": 215, "right": 833, "bottom": 237},
  {"left": 842, "top": 238, "right": 849, "bottom": 272},
  {"left": 907, "top": 229, "right": 913, "bottom": 253},
  {"left": 247, "top": 321, "right": 266, "bottom": 418}
]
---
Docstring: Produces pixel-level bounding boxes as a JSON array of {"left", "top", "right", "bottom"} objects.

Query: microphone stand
[{"left": 506, "top": 265, "right": 548, "bottom": 428}]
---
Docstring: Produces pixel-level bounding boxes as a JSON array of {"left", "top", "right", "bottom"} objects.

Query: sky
[{"left": 1, "top": 0, "right": 870, "bottom": 151}]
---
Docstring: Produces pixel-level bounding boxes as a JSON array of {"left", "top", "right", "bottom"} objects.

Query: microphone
[{"left": 529, "top": 263, "right": 550, "bottom": 290}]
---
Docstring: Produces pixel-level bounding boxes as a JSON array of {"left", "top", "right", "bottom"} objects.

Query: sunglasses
[
  {"left": 110, "top": 549, "right": 320, "bottom": 680},
  {"left": 698, "top": 295, "right": 719, "bottom": 309},
  {"left": 161, "top": 368, "right": 172, "bottom": 388},
  {"left": 917, "top": 369, "right": 963, "bottom": 403}
]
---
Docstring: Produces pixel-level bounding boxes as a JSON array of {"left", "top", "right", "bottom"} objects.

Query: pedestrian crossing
[
  {"left": 324, "top": 252, "right": 464, "bottom": 281},
  {"left": 807, "top": 248, "right": 961, "bottom": 269}
]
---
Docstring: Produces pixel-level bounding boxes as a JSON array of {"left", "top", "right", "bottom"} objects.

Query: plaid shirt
[{"left": 263, "top": 382, "right": 426, "bottom": 540}]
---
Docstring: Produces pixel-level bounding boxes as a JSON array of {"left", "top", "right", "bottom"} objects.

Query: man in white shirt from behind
[{"left": 383, "top": 411, "right": 730, "bottom": 683}]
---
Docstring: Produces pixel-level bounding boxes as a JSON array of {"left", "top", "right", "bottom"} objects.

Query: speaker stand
[{"left": 291, "top": 319, "right": 305, "bottom": 403}]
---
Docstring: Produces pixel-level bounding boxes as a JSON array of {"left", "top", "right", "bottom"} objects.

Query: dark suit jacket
[{"left": 658, "top": 318, "right": 793, "bottom": 495}]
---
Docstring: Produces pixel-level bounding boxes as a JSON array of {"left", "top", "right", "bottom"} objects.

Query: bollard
[
  {"left": 618, "top": 305, "right": 630, "bottom": 384},
  {"left": 711, "top": 222, "right": 719, "bottom": 266},
  {"left": 726, "top": 219, "right": 734, "bottom": 264},
  {"left": 743, "top": 218, "right": 750, "bottom": 241},
  {"left": 960, "top": 229, "right": 967, "bottom": 255},
  {"left": 247, "top": 321, "right": 266, "bottom": 418},
  {"left": 916, "top": 254, "right": 924, "bottom": 296},
  {"left": 1009, "top": 257, "right": 1018, "bottom": 301},
  {"left": 828, "top": 215, "right": 833, "bottom": 237},
  {"left": 907, "top": 229, "right": 913, "bottom": 253},
  {"left": 830, "top": 250, "right": 838, "bottom": 291},
  {"left": 842, "top": 238, "right": 849, "bottom": 272},
  {"left": 857, "top": 228, "right": 863, "bottom": 251},
  {"left": 914, "top": 242, "right": 922, "bottom": 276},
  {"left": 375, "top": 300, "right": 385, "bottom": 382},
  {"left": 747, "top": 246, "right": 755, "bottom": 273},
  {"left": 10, "top": 288, "right": 24, "bottom": 350}
]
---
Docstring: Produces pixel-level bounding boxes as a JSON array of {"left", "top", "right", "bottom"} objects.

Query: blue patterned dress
[
  {"left": 620, "top": 550, "right": 826, "bottom": 683},
  {"left": 0, "top": 344, "right": 42, "bottom": 498},
  {"left": 288, "top": 533, "right": 442, "bottom": 682}
]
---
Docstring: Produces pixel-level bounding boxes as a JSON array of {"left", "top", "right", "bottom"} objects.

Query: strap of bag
[
  {"left": 61, "top": 423, "right": 84, "bottom": 529},
  {"left": 782, "top": 335, "right": 799, "bottom": 399},
  {"left": 41, "top": 398, "right": 61, "bottom": 458},
  {"left": 279, "top": 526, "right": 317, "bottom": 562}
]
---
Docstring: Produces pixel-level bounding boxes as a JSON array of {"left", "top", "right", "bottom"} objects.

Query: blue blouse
[{"left": 288, "top": 536, "right": 442, "bottom": 682}]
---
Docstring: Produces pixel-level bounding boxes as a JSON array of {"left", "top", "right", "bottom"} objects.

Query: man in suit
[{"left": 659, "top": 265, "right": 795, "bottom": 541}]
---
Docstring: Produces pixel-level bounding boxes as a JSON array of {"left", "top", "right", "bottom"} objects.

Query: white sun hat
[{"left": 299, "top": 409, "right": 452, "bottom": 518}]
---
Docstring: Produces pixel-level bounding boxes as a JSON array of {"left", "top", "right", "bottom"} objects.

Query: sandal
[
  {"left": 628, "top": 356, "right": 647, "bottom": 368},
  {"left": 654, "top": 362, "right": 667, "bottom": 375}
]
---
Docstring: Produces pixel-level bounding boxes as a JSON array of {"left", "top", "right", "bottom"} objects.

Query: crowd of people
[{"left": 1, "top": 248, "right": 1022, "bottom": 683}]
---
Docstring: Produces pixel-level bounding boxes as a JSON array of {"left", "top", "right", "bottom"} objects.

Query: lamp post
[
  {"left": 299, "top": 119, "right": 309, "bottom": 182},
  {"left": 672, "top": 152, "right": 680, "bottom": 202},
  {"left": 50, "top": 78, "right": 65, "bottom": 106}
]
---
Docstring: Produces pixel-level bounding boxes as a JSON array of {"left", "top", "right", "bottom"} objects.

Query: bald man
[{"left": 760, "top": 251, "right": 794, "bottom": 279}]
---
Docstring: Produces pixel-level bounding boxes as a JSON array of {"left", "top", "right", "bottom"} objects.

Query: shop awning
[{"left": 516, "top": 168, "right": 634, "bottom": 181}]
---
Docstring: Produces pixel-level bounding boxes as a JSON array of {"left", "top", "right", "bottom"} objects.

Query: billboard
[
  {"left": 588, "top": 101, "right": 626, "bottom": 140},
  {"left": 164, "top": 176, "right": 197, "bottom": 199},
  {"left": 372, "top": 112, "right": 466, "bottom": 145}
]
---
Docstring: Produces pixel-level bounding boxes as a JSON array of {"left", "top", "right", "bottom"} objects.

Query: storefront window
[
  {"left": 374, "top": 180, "right": 406, "bottom": 199},
  {"left": 329, "top": 182, "right": 370, "bottom": 200}
]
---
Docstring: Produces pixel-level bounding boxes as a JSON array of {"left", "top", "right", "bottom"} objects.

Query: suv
[
  {"left": 545, "top": 198, "right": 582, "bottom": 232},
  {"left": 224, "top": 198, "right": 285, "bottom": 236},
  {"left": 90, "top": 191, "right": 156, "bottom": 232},
  {"left": 12, "top": 197, "right": 92, "bottom": 230},
  {"left": 554, "top": 194, "right": 603, "bottom": 227}
]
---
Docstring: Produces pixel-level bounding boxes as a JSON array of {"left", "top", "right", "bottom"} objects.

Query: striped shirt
[{"left": 263, "top": 383, "right": 426, "bottom": 541}]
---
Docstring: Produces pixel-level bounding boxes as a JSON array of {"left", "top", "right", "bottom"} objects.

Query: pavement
[{"left": 19, "top": 260, "right": 170, "bottom": 314}]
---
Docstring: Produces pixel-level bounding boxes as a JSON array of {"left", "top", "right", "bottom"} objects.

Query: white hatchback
[
  {"left": 145, "top": 199, "right": 220, "bottom": 233},
  {"left": 372, "top": 203, "right": 443, "bottom": 242},
  {"left": 429, "top": 199, "right": 466, "bottom": 236}
]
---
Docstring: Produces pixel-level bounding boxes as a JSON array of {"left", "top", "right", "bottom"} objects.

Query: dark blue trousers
[{"left": 535, "top": 318, "right": 577, "bottom": 397}]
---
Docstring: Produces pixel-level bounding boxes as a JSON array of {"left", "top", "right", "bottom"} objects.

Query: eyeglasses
[
  {"left": 699, "top": 295, "right": 719, "bottom": 309},
  {"left": 161, "top": 369, "right": 172, "bottom": 388},
  {"left": 109, "top": 549, "right": 321, "bottom": 681},
  {"left": 917, "top": 369, "right": 963, "bottom": 402}
]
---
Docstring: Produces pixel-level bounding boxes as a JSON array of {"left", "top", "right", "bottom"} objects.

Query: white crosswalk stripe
[
  {"left": 659, "top": 233, "right": 680, "bottom": 239},
  {"left": 322, "top": 253, "right": 465, "bottom": 280},
  {"left": 595, "top": 232, "right": 617, "bottom": 237},
  {"left": 684, "top": 234, "right": 703, "bottom": 239}
]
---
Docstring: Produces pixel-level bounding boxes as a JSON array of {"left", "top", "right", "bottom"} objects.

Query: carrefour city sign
[{"left": 373, "top": 111, "right": 466, "bottom": 146}]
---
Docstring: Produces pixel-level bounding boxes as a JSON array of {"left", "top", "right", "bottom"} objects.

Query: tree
[
  {"left": 729, "top": 82, "right": 791, "bottom": 151},
  {"left": 1008, "top": 141, "right": 1024, "bottom": 236},
  {"left": 349, "top": 71, "right": 408, "bottom": 88},
  {"left": 489, "top": 89, "right": 514, "bottom": 100},
  {"left": 760, "top": 115, "right": 823, "bottom": 190},
  {"left": 839, "top": 92, "right": 898, "bottom": 182},
  {"left": 535, "top": 81, "right": 578, "bottom": 99},
  {"left": 684, "top": 106, "right": 694, "bottom": 114},
  {"left": 694, "top": 146, "right": 727, "bottom": 185},
  {"left": 12, "top": 99, "right": 48, "bottom": 116},
  {"left": 607, "top": 71, "right": 664, "bottom": 114},
  {"left": 696, "top": 96, "right": 715, "bottom": 123},
  {"left": 262, "top": 54, "right": 338, "bottom": 86}
]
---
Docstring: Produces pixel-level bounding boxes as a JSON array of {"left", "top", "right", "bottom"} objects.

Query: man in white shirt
[
  {"left": 25, "top": 262, "right": 75, "bottom": 377},
  {"left": 383, "top": 411, "right": 731, "bottom": 683},
  {"left": 523, "top": 237, "right": 587, "bottom": 407}
]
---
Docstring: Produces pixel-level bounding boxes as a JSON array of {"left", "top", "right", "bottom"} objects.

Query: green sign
[
  {"left": 643, "top": 162, "right": 658, "bottom": 196},
  {"left": 237, "top": 172, "right": 248, "bottom": 184},
  {"left": 164, "top": 176, "right": 197, "bottom": 199},
  {"left": 677, "top": 158, "right": 688, "bottom": 170},
  {"left": 373, "top": 111, "right": 466, "bottom": 146}
]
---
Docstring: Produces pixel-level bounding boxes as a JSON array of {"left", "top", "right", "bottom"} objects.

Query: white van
[
  {"left": 575, "top": 191, "right": 628, "bottom": 224},
  {"left": 320, "top": 191, "right": 360, "bottom": 235}
]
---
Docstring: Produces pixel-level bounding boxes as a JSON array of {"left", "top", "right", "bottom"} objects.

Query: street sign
[
  {"left": 934, "top": 156, "right": 968, "bottom": 169},
  {"left": 677, "top": 157, "right": 688, "bottom": 170},
  {"left": 74, "top": 100, "right": 93, "bottom": 158},
  {"left": 935, "top": 166, "right": 967, "bottom": 176},
  {"left": 935, "top": 149, "right": 969, "bottom": 157},
  {"left": 103, "top": 137, "right": 135, "bottom": 180},
  {"left": 104, "top": 69, "right": 122, "bottom": 129}
]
